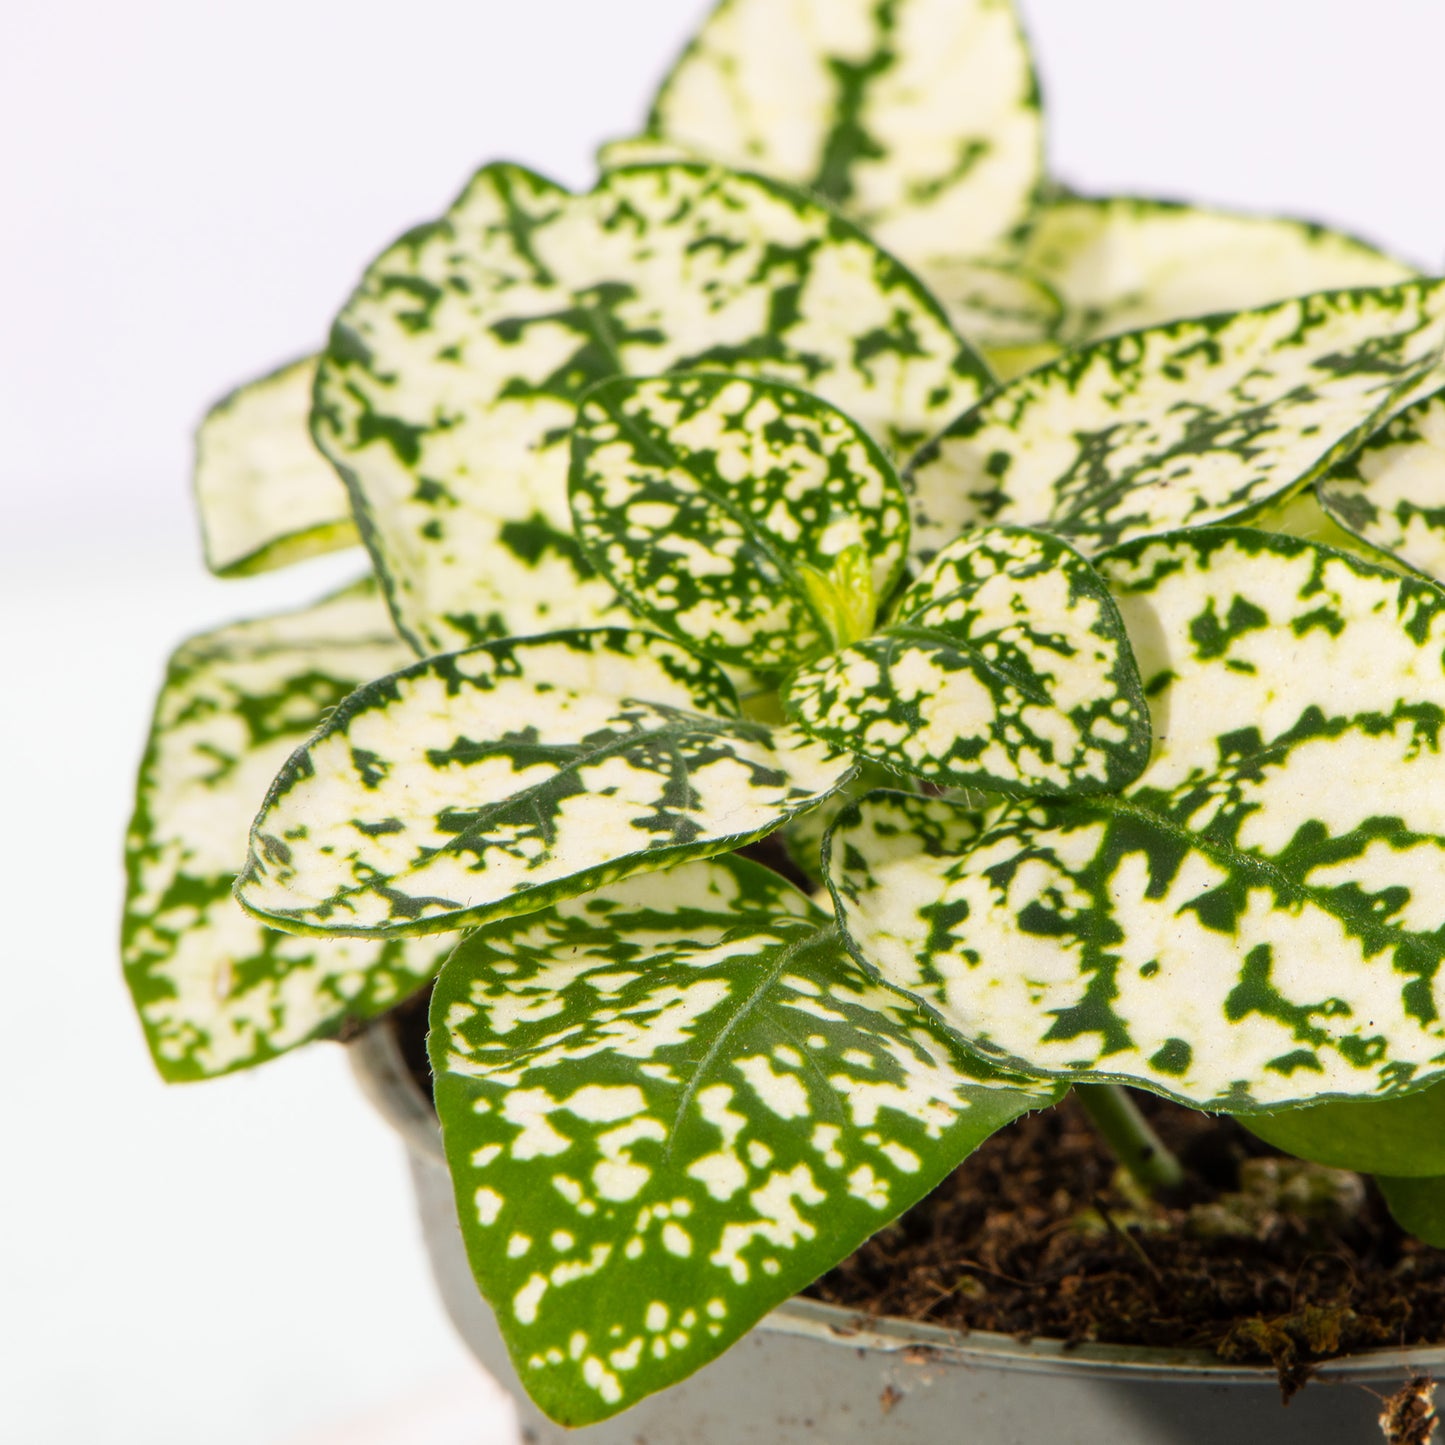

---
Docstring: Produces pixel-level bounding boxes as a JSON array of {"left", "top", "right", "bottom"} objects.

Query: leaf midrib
[{"left": 663, "top": 923, "right": 834, "bottom": 1163}]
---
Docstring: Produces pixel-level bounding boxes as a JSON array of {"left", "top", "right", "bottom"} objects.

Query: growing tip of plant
[{"left": 796, "top": 542, "right": 878, "bottom": 651}]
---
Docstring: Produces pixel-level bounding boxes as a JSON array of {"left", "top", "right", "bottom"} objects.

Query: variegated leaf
[
  {"left": 569, "top": 373, "right": 908, "bottom": 672},
  {"left": 195, "top": 355, "right": 359, "bottom": 577},
  {"left": 237, "top": 629, "right": 854, "bottom": 938},
  {"left": 600, "top": 157, "right": 1062, "bottom": 370},
  {"left": 122, "top": 581, "right": 455, "bottom": 1079},
  {"left": 595, "top": 136, "right": 699, "bottom": 171},
  {"left": 784, "top": 526, "right": 1149, "bottom": 793},
  {"left": 827, "top": 529, "right": 1445, "bottom": 1109},
  {"left": 1319, "top": 385, "right": 1445, "bottom": 583},
  {"left": 1376, "top": 1173, "right": 1445, "bottom": 1246},
  {"left": 1242, "top": 1081, "right": 1445, "bottom": 1178},
  {"left": 1018, "top": 196, "right": 1419, "bottom": 346},
  {"left": 314, "top": 162, "right": 985, "bottom": 657},
  {"left": 431, "top": 854, "right": 1052, "bottom": 1425},
  {"left": 778, "top": 759, "right": 900, "bottom": 888},
  {"left": 907, "top": 280, "right": 1445, "bottom": 562},
  {"left": 647, "top": 0, "right": 1042, "bottom": 270},
  {"left": 911, "top": 258, "right": 1063, "bottom": 359}
]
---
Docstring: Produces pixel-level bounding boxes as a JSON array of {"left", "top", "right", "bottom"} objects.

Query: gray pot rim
[{"left": 350, "top": 1017, "right": 1445, "bottom": 1389}]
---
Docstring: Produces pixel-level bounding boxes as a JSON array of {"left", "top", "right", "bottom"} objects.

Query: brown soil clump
[{"left": 1378, "top": 1376, "right": 1439, "bottom": 1444}]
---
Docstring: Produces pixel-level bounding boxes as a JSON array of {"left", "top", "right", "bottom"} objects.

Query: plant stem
[{"left": 1074, "top": 1084, "right": 1186, "bottom": 1198}]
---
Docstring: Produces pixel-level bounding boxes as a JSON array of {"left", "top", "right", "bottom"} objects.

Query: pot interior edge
[
  {"left": 766, "top": 1296, "right": 1445, "bottom": 1384},
  {"left": 347, "top": 1017, "right": 446, "bottom": 1163}
]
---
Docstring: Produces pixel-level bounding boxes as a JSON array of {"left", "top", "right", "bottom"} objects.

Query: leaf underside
[
  {"left": 907, "top": 279, "right": 1445, "bottom": 563},
  {"left": 829, "top": 529, "right": 1445, "bottom": 1110},
  {"left": 237, "top": 629, "right": 855, "bottom": 938},
  {"left": 1248, "top": 486, "right": 1403, "bottom": 568},
  {"left": 432, "top": 854, "right": 1050, "bottom": 1425},
  {"left": 122, "top": 581, "right": 454, "bottom": 1079},
  {"left": 313, "top": 160, "right": 984, "bottom": 656},
  {"left": 785, "top": 526, "right": 1150, "bottom": 793},
  {"left": 570, "top": 372, "right": 909, "bottom": 672},
  {"left": 1376, "top": 1173, "right": 1445, "bottom": 1246},
  {"left": 194, "top": 355, "right": 359, "bottom": 577},
  {"left": 647, "top": 0, "right": 1043, "bottom": 270},
  {"left": 1019, "top": 195, "right": 1419, "bottom": 346},
  {"left": 596, "top": 136, "right": 699, "bottom": 171},
  {"left": 916, "top": 258, "right": 1063, "bottom": 355},
  {"left": 1319, "top": 385, "right": 1445, "bottom": 585},
  {"left": 1242, "top": 1080, "right": 1445, "bottom": 1178}
]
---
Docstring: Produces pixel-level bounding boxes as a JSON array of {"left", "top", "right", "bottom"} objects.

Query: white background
[{"left": 3, "top": 3, "right": 1444, "bottom": 1440}]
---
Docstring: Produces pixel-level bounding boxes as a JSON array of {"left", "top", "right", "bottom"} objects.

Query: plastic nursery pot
[{"left": 350, "top": 1018, "right": 1445, "bottom": 1445}]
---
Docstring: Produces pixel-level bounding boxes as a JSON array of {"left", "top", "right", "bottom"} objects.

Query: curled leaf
[
  {"left": 1020, "top": 196, "right": 1418, "bottom": 345},
  {"left": 123, "top": 582, "right": 453, "bottom": 1078},
  {"left": 1319, "top": 385, "right": 1445, "bottom": 584},
  {"left": 194, "top": 356, "right": 358, "bottom": 577}
]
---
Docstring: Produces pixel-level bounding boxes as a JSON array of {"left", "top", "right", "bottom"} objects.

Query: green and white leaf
[
  {"left": 122, "top": 581, "right": 455, "bottom": 1079},
  {"left": 778, "top": 759, "right": 900, "bottom": 888},
  {"left": 1018, "top": 196, "right": 1419, "bottom": 347},
  {"left": 1375, "top": 1173, "right": 1445, "bottom": 1246},
  {"left": 828, "top": 529, "right": 1445, "bottom": 1109},
  {"left": 195, "top": 355, "right": 359, "bottom": 577},
  {"left": 238, "top": 629, "right": 854, "bottom": 938},
  {"left": 596, "top": 136, "right": 700, "bottom": 171},
  {"left": 785, "top": 527, "right": 1149, "bottom": 793},
  {"left": 1242, "top": 1080, "right": 1445, "bottom": 1178},
  {"left": 570, "top": 373, "right": 908, "bottom": 672},
  {"left": 647, "top": 0, "right": 1043, "bottom": 269},
  {"left": 907, "top": 279, "right": 1445, "bottom": 562},
  {"left": 1319, "top": 385, "right": 1445, "bottom": 584},
  {"left": 911, "top": 257, "right": 1062, "bottom": 358},
  {"left": 431, "top": 854, "right": 1052, "bottom": 1425},
  {"left": 315, "top": 161, "right": 985, "bottom": 657}
]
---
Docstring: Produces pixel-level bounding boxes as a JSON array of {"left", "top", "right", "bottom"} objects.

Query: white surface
[
  {"left": 1025, "top": 0, "right": 1445, "bottom": 271},
  {"left": 3, "top": 2, "right": 1443, "bottom": 1441},
  {"left": 0, "top": 537, "right": 520, "bottom": 1444},
  {"left": 275, "top": 1370, "right": 518, "bottom": 1445},
  {"left": 5, "top": 0, "right": 1445, "bottom": 531}
]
